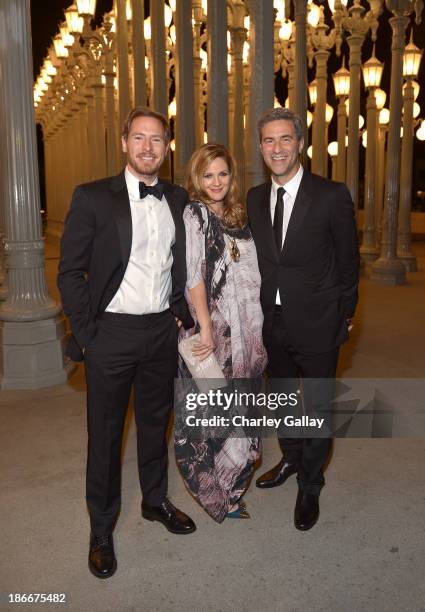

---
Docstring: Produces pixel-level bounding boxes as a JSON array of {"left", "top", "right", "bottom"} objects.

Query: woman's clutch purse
[{"left": 178, "top": 333, "right": 227, "bottom": 392}]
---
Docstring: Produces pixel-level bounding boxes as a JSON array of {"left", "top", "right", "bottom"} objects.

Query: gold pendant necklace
[{"left": 229, "top": 237, "right": 240, "bottom": 262}]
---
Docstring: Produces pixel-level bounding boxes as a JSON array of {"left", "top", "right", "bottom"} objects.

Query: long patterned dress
[{"left": 174, "top": 201, "right": 268, "bottom": 522}]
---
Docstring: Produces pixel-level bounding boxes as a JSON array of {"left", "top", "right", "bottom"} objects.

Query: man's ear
[
  {"left": 298, "top": 137, "right": 304, "bottom": 155},
  {"left": 121, "top": 137, "right": 127, "bottom": 153}
]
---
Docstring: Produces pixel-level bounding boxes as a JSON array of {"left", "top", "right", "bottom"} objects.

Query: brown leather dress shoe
[
  {"left": 142, "top": 498, "right": 196, "bottom": 534},
  {"left": 294, "top": 490, "right": 320, "bottom": 531},
  {"left": 256, "top": 458, "right": 298, "bottom": 489},
  {"left": 88, "top": 533, "right": 117, "bottom": 579}
]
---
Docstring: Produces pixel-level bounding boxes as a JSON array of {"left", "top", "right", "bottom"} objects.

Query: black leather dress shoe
[
  {"left": 256, "top": 459, "right": 298, "bottom": 489},
  {"left": 88, "top": 533, "right": 117, "bottom": 579},
  {"left": 294, "top": 490, "right": 320, "bottom": 531},
  {"left": 142, "top": 498, "right": 196, "bottom": 534}
]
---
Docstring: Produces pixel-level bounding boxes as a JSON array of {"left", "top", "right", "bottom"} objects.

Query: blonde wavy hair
[{"left": 185, "top": 143, "right": 247, "bottom": 229}]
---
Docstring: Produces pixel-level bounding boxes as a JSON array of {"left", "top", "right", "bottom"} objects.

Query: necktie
[
  {"left": 139, "top": 181, "right": 164, "bottom": 201},
  {"left": 273, "top": 187, "right": 285, "bottom": 252}
]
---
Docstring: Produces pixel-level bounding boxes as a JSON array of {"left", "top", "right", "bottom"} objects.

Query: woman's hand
[{"left": 192, "top": 324, "right": 215, "bottom": 361}]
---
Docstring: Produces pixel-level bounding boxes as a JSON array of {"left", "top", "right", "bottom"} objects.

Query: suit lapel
[
  {"left": 257, "top": 182, "right": 279, "bottom": 261},
  {"left": 109, "top": 172, "right": 132, "bottom": 266},
  {"left": 281, "top": 169, "right": 312, "bottom": 258}
]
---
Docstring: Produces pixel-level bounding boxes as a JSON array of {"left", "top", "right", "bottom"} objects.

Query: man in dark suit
[
  {"left": 58, "top": 107, "right": 196, "bottom": 579},
  {"left": 247, "top": 107, "right": 359, "bottom": 531}
]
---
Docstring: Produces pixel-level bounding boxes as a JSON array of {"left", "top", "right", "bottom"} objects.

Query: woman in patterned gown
[{"left": 174, "top": 143, "right": 268, "bottom": 522}]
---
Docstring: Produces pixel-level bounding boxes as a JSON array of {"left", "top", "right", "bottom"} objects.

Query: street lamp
[
  {"left": 416, "top": 121, "right": 425, "bottom": 140},
  {"left": 59, "top": 22, "right": 75, "bottom": 48},
  {"left": 361, "top": 46, "right": 383, "bottom": 265},
  {"left": 53, "top": 34, "right": 68, "bottom": 59},
  {"left": 398, "top": 32, "right": 423, "bottom": 271},
  {"left": 333, "top": 59, "right": 349, "bottom": 182},
  {"left": 65, "top": 4, "right": 84, "bottom": 35},
  {"left": 403, "top": 32, "right": 423, "bottom": 78},
  {"left": 76, "top": 0, "right": 97, "bottom": 19},
  {"left": 328, "top": 141, "right": 338, "bottom": 180},
  {"left": 363, "top": 49, "right": 384, "bottom": 89},
  {"left": 308, "top": 79, "right": 317, "bottom": 106},
  {"left": 333, "top": 61, "right": 350, "bottom": 98},
  {"left": 403, "top": 79, "right": 420, "bottom": 101},
  {"left": 374, "top": 87, "right": 386, "bottom": 110}
]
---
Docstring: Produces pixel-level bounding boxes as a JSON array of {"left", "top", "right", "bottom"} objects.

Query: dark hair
[
  {"left": 185, "top": 143, "right": 247, "bottom": 229},
  {"left": 122, "top": 106, "right": 171, "bottom": 143},
  {"left": 257, "top": 107, "right": 304, "bottom": 142}
]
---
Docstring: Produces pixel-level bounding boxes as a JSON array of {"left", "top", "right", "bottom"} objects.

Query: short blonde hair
[{"left": 185, "top": 143, "right": 247, "bottom": 229}]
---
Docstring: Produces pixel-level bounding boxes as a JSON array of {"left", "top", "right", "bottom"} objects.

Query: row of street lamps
[{"left": 33, "top": 0, "right": 424, "bottom": 283}]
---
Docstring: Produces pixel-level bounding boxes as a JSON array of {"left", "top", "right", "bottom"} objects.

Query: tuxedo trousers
[
  {"left": 264, "top": 307, "right": 339, "bottom": 495},
  {"left": 84, "top": 310, "right": 178, "bottom": 535}
]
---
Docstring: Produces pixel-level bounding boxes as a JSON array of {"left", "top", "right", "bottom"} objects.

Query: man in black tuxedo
[
  {"left": 247, "top": 107, "right": 359, "bottom": 531},
  {"left": 58, "top": 107, "right": 196, "bottom": 579}
]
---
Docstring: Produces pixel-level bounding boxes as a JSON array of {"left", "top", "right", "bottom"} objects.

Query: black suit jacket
[
  {"left": 57, "top": 171, "right": 194, "bottom": 362},
  {"left": 247, "top": 169, "right": 359, "bottom": 356}
]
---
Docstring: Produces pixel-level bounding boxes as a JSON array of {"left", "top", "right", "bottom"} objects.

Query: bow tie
[{"left": 139, "top": 181, "right": 164, "bottom": 201}]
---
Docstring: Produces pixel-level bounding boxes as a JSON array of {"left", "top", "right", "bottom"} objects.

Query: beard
[{"left": 129, "top": 155, "right": 162, "bottom": 178}]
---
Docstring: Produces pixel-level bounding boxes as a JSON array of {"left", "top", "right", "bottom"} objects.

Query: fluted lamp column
[
  {"left": 344, "top": 1, "right": 370, "bottom": 210},
  {"left": 333, "top": 59, "right": 350, "bottom": 182},
  {"left": 114, "top": 0, "right": 131, "bottom": 165},
  {"left": 174, "top": 0, "right": 195, "bottom": 184},
  {"left": 360, "top": 47, "right": 383, "bottom": 265},
  {"left": 131, "top": 0, "right": 147, "bottom": 106},
  {"left": 244, "top": 0, "right": 274, "bottom": 190},
  {"left": 279, "top": 19, "right": 294, "bottom": 110},
  {"left": 293, "top": 0, "right": 308, "bottom": 152},
  {"left": 101, "top": 14, "right": 118, "bottom": 175},
  {"left": 397, "top": 33, "right": 422, "bottom": 272},
  {"left": 376, "top": 104, "right": 389, "bottom": 240},
  {"left": 0, "top": 0, "right": 72, "bottom": 389},
  {"left": 229, "top": 0, "right": 247, "bottom": 195},
  {"left": 328, "top": 141, "right": 338, "bottom": 180},
  {"left": 371, "top": 1, "right": 419, "bottom": 285},
  {"left": 151, "top": 0, "right": 171, "bottom": 181},
  {"left": 309, "top": 6, "right": 335, "bottom": 177},
  {"left": 192, "top": 1, "right": 206, "bottom": 148}
]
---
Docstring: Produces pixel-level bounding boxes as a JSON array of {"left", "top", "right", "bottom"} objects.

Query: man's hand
[{"left": 346, "top": 318, "right": 353, "bottom": 332}]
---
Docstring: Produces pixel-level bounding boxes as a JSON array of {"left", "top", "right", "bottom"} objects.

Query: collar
[
  {"left": 271, "top": 164, "right": 304, "bottom": 201},
  {"left": 125, "top": 166, "right": 158, "bottom": 200}
]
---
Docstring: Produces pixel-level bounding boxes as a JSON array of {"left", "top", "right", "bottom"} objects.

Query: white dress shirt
[
  {"left": 270, "top": 164, "right": 304, "bottom": 305},
  {"left": 106, "top": 167, "right": 175, "bottom": 314}
]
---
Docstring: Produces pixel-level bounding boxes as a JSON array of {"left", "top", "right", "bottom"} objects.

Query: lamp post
[
  {"left": 371, "top": 0, "right": 423, "bottom": 285},
  {"left": 280, "top": 19, "right": 294, "bottom": 110},
  {"left": 374, "top": 95, "right": 388, "bottom": 241},
  {"left": 114, "top": 0, "right": 130, "bottom": 164},
  {"left": 398, "top": 32, "right": 422, "bottom": 272},
  {"left": 207, "top": 0, "right": 228, "bottom": 146},
  {"left": 131, "top": 0, "right": 147, "bottom": 106},
  {"left": 309, "top": 6, "right": 335, "bottom": 177},
  {"left": 333, "top": 59, "right": 350, "bottom": 182},
  {"left": 293, "top": 0, "right": 308, "bottom": 153},
  {"left": 229, "top": 0, "right": 247, "bottom": 195},
  {"left": 101, "top": 13, "right": 118, "bottom": 174},
  {"left": 192, "top": 1, "right": 206, "bottom": 148},
  {"left": 360, "top": 47, "right": 384, "bottom": 265},
  {"left": 328, "top": 141, "right": 338, "bottom": 179},
  {"left": 332, "top": 0, "right": 383, "bottom": 210},
  {"left": 0, "top": 0, "right": 71, "bottom": 388}
]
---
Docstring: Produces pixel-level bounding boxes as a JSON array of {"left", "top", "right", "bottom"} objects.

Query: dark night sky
[{"left": 30, "top": 1, "right": 425, "bottom": 199}]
